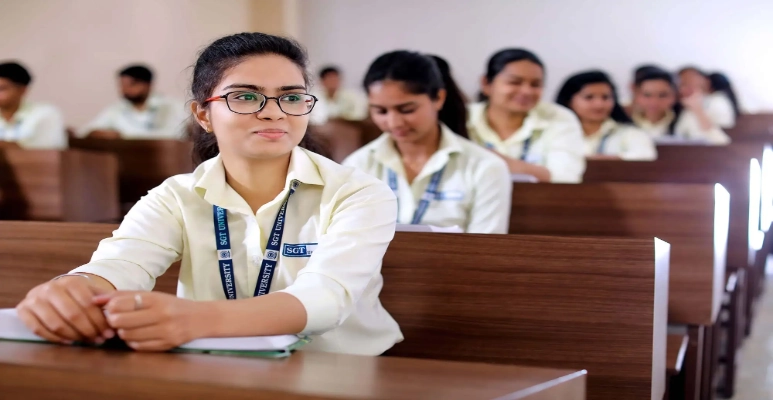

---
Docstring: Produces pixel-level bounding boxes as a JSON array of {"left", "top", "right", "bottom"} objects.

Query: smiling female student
[
  {"left": 343, "top": 51, "right": 511, "bottom": 234},
  {"left": 467, "top": 48, "right": 585, "bottom": 183},
  {"left": 556, "top": 70, "right": 656, "bottom": 161},
  {"left": 15, "top": 32, "right": 403, "bottom": 355}
]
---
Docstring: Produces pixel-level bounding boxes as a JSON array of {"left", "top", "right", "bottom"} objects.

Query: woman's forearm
[
  {"left": 199, "top": 292, "right": 308, "bottom": 338},
  {"left": 692, "top": 108, "right": 715, "bottom": 131}
]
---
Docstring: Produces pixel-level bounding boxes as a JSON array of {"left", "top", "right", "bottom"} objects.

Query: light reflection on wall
[
  {"left": 760, "top": 145, "right": 773, "bottom": 232},
  {"left": 749, "top": 159, "right": 764, "bottom": 267}
]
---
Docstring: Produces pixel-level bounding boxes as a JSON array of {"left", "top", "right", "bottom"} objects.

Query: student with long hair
[
  {"left": 468, "top": 48, "right": 585, "bottom": 183},
  {"left": 556, "top": 70, "right": 656, "bottom": 160},
  {"left": 678, "top": 66, "right": 736, "bottom": 129},
  {"left": 344, "top": 51, "right": 511, "bottom": 233},
  {"left": 708, "top": 71, "right": 741, "bottom": 124},
  {"left": 16, "top": 32, "right": 403, "bottom": 355}
]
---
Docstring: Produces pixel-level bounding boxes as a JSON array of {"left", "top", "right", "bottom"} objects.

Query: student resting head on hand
[
  {"left": 16, "top": 32, "right": 403, "bottom": 355},
  {"left": 343, "top": 50, "right": 511, "bottom": 234}
]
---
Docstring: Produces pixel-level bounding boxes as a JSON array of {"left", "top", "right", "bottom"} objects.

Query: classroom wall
[
  {"left": 298, "top": 0, "right": 773, "bottom": 112},
  {"left": 0, "top": 0, "right": 288, "bottom": 127}
]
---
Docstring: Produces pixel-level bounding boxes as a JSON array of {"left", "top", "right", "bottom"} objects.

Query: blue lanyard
[
  {"left": 387, "top": 167, "right": 445, "bottom": 225},
  {"left": 485, "top": 132, "right": 538, "bottom": 161},
  {"left": 212, "top": 180, "right": 299, "bottom": 300},
  {"left": 597, "top": 131, "right": 614, "bottom": 154}
]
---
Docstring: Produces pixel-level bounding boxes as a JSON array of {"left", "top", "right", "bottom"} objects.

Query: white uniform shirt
[
  {"left": 467, "top": 102, "right": 586, "bottom": 183},
  {"left": 70, "top": 147, "right": 403, "bottom": 355},
  {"left": 632, "top": 110, "right": 731, "bottom": 145},
  {"left": 705, "top": 92, "right": 736, "bottom": 129},
  {"left": 0, "top": 102, "right": 66, "bottom": 149},
  {"left": 313, "top": 88, "right": 368, "bottom": 121},
  {"left": 343, "top": 124, "right": 512, "bottom": 234},
  {"left": 77, "top": 95, "right": 188, "bottom": 139},
  {"left": 583, "top": 119, "right": 657, "bottom": 161}
]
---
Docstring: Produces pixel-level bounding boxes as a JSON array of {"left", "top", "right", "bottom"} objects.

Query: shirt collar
[
  {"left": 632, "top": 109, "right": 674, "bottom": 128},
  {"left": 121, "top": 94, "right": 163, "bottom": 112},
  {"left": 468, "top": 102, "right": 548, "bottom": 145},
  {"left": 193, "top": 146, "right": 325, "bottom": 213},
  {"left": 371, "top": 124, "right": 463, "bottom": 181},
  {"left": 1, "top": 102, "right": 33, "bottom": 126},
  {"left": 586, "top": 119, "right": 619, "bottom": 139}
]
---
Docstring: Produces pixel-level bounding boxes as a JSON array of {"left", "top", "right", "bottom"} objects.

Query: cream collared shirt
[
  {"left": 313, "top": 88, "right": 368, "bottom": 122},
  {"left": 77, "top": 94, "right": 188, "bottom": 139},
  {"left": 71, "top": 147, "right": 403, "bottom": 355},
  {"left": 342, "top": 125, "right": 511, "bottom": 234},
  {"left": 705, "top": 92, "right": 736, "bottom": 129},
  {"left": 583, "top": 119, "right": 657, "bottom": 161},
  {"left": 0, "top": 102, "right": 66, "bottom": 149},
  {"left": 632, "top": 110, "right": 731, "bottom": 145},
  {"left": 467, "top": 102, "right": 586, "bottom": 183}
]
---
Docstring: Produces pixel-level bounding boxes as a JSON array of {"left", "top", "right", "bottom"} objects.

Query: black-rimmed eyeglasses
[{"left": 205, "top": 91, "right": 318, "bottom": 116}]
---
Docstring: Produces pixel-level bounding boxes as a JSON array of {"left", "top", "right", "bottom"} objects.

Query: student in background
[
  {"left": 468, "top": 48, "right": 585, "bottom": 183},
  {"left": 78, "top": 65, "right": 188, "bottom": 140},
  {"left": 556, "top": 70, "right": 656, "bottom": 161},
  {"left": 678, "top": 66, "right": 736, "bottom": 129},
  {"left": 621, "top": 64, "right": 666, "bottom": 114},
  {"left": 0, "top": 62, "right": 66, "bottom": 149},
  {"left": 17, "top": 32, "right": 402, "bottom": 355},
  {"left": 709, "top": 72, "right": 741, "bottom": 120},
  {"left": 343, "top": 51, "right": 511, "bottom": 234},
  {"left": 311, "top": 66, "right": 367, "bottom": 122},
  {"left": 631, "top": 68, "right": 730, "bottom": 144}
]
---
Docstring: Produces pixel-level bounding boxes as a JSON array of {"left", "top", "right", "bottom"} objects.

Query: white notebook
[
  {"left": 395, "top": 224, "right": 464, "bottom": 233},
  {"left": 0, "top": 308, "right": 304, "bottom": 354},
  {"left": 510, "top": 173, "right": 539, "bottom": 183}
]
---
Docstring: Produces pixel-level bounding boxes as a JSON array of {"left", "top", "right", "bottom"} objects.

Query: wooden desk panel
[
  {"left": 68, "top": 138, "right": 193, "bottom": 205},
  {"left": 508, "top": 182, "right": 727, "bottom": 326},
  {"left": 667, "top": 334, "right": 689, "bottom": 376},
  {"left": 0, "top": 150, "right": 119, "bottom": 222},
  {"left": 0, "top": 342, "right": 586, "bottom": 400},
  {"left": 728, "top": 113, "right": 773, "bottom": 139},
  {"left": 382, "top": 233, "right": 669, "bottom": 400}
]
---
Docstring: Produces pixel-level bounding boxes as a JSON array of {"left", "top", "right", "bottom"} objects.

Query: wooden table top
[
  {"left": 667, "top": 333, "right": 689, "bottom": 376},
  {"left": 0, "top": 342, "right": 587, "bottom": 400}
]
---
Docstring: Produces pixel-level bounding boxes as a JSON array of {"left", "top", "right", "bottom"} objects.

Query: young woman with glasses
[{"left": 16, "top": 32, "right": 403, "bottom": 355}]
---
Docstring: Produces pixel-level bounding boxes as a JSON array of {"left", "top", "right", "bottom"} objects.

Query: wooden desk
[
  {"left": 0, "top": 342, "right": 586, "bottom": 400},
  {"left": 68, "top": 138, "right": 193, "bottom": 206},
  {"left": 508, "top": 182, "right": 728, "bottom": 327},
  {"left": 728, "top": 113, "right": 773, "bottom": 140},
  {"left": 667, "top": 334, "right": 688, "bottom": 377},
  {"left": 0, "top": 150, "right": 119, "bottom": 222},
  {"left": 382, "top": 232, "right": 669, "bottom": 400}
]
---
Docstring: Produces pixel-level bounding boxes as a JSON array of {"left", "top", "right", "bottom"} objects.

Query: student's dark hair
[
  {"left": 319, "top": 66, "right": 340, "bottom": 79},
  {"left": 0, "top": 62, "right": 32, "bottom": 86},
  {"left": 119, "top": 65, "right": 154, "bottom": 83},
  {"left": 709, "top": 72, "right": 741, "bottom": 117},
  {"left": 478, "top": 48, "right": 544, "bottom": 102},
  {"left": 190, "top": 32, "right": 326, "bottom": 165},
  {"left": 555, "top": 70, "right": 632, "bottom": 124},
  {"left": 635, "top": 68, "right": 682, "bottom": 135},
  {"left": 362, "top": 50, "right": 468, "bottom": 138},
  {"left": 634, "top": 64, "right": 665, "bottom": 81}
]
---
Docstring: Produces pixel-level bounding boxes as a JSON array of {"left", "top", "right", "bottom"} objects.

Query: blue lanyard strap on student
[
  {"left": 387, "top": 167, "right": 445, "bottom": 225},
  {"left": 520, "top": 136, "right": 533, "bottom": 161},
  {"left": 597, "top": 131, "right": 614, "bottom": 155},
  {"left": 212, "top": 180, "right": 300, "bottom": 300}
]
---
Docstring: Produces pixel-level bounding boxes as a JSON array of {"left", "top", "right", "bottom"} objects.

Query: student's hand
[
  {"left": 93, "top": 291, "right": 205, "bottom": 352},
  {"left": 16, "top": 276, "right": 114, "bottom": 345},
  {"left": 87, "top": 130, "right": 121, "bottom": 140},
  {"left": 681, "top": 92, "right": 705, "bottom": 112}
]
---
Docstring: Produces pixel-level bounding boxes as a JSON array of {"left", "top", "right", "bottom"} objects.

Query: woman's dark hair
[
  {"left": 362, "top": 50, "right": 468, "bottom": 138},
  {"left": 709, "top": 72, "right": 741, "bottom": 117},
  {"left": 478, "top": 48, "right": 544, "bottom": 102},
  {"left": 190, "top": 32, "right": 326, "bottom": 165},
  {"left": 555, "top": 70, "right": 632, "bottom": 124},
  {"left": 634, "top": 68, "right": 682, "bottom": 135}
]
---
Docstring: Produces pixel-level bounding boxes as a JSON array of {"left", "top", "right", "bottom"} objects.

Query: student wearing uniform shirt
[
  {"left": 467, "top": 49, "right": 585, "bottom": 183},
  {"left": 16, "top": 32, "right": 403, "bottom": 355},
  {"left": 678, "top": 66, "right": 736, "bottom": 129},
  {"left": 78, "top": 65, "right": 188, "bottom": 140},
  {"left": 631, "top": 68, "right": 730, "bottom": 145},
  {"left": 0, "top": 62, "right": 66, "bottom": 150},
  {"left": 708, "top": 72, "right": 741, "bottom": 123},
  {"left": 556, "top": 70, "right": 656, "bottom": 161},
  {"left": 312, "top": 66, "right": 367, "bottom": 122},
  {"left": 343, "top": 51, "right": 511, "bottom": 234}
]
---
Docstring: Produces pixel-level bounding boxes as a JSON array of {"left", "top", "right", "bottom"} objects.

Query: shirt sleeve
[
  {"left": 620, "top": 127, "right": 658, "bottom": 161},
  {"left": 706, "top": 94, "right": 736, "bottom": 129},
  {"left": 21, "top": 107, "right": 67, "bottom": 150},
  {"left": 278, "top": 179, "right": 397, "bottom": 335},
  {"left": 543, "top": 117, "right": 587, "bottom": 183},
  {"left": 77, "top": 106, "right": 117, "bottom": 137},
  {"left": 70, "top": 182, "right": 184, "bottom": 290},
  {"left": 466, "top": 157, "right": 512, "bottom": 233}
]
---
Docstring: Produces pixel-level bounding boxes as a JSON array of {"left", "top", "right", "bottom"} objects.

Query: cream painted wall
[
  {"left": 298, "top": 0, "right": 773, "bottom": 112},
  {"left": 0, "top": 0, "right": 269, "bottom": 127}
]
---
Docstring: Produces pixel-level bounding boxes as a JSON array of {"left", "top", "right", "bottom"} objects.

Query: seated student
[
  {"left": 709, "top": 72, "right": 741, "bottom": 122},
  {"left": 679, "top": 66, "right": 736, "bottom": 129},
  {"left": 621, "top": 64, "right": 666, "bottom": 114},
  {"left": 16, "top": 32, "right": 403, "bottom": 356},
  {"left": 556, "top": 70, "right": 656, "bottom": 161},
  {"left": 78, "top": 65, "right": 188, "bottom": 140},
  {"left": 343, "top": 51, "right": 511, "bottom": 234},
  {"left": 467, "top": 49, "right": 585, "bottom": 183},
  {"left": 0, "top": 62, "right": 66, "bottom": 149},
  {"left": 631, "top": 68, "right": 730, "bottom": 145},
  {"left": 312, "top": 66, "right": 367, "bottom": 122}
]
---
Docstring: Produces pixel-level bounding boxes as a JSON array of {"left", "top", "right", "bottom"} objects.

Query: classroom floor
[{"left": 731, "top": 259, "right": 773, "bottom": 400}]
